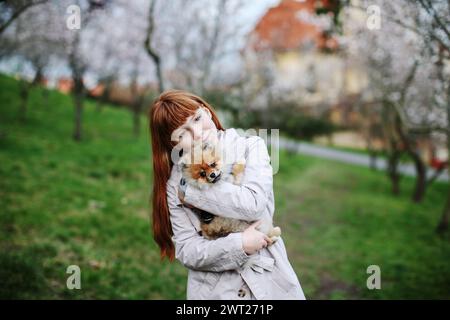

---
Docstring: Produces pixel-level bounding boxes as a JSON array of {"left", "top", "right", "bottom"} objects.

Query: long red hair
[{"left": 149, "top": 90, "right": 225, "bottom": 260}]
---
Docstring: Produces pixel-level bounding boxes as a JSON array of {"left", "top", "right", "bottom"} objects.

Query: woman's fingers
[
  {"left": 264, "top": 235, "right": 272, "bottom": 245},
  {"left": 261, "top": 239, "right": 268, "bottom": 248},
  {"left": 242, "top": 221, "right": 271, "bottom": 254}
]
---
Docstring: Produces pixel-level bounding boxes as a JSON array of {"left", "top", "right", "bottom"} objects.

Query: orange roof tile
[{"left": 250, "top": 0, "right": 338, "bottom": 52}]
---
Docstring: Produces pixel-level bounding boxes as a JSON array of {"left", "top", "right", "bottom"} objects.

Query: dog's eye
[
  {"left": 200, "top": 171, "right": 206, "bottom": 177},
  {"left": 210, "top": 162, "right": 216, "bottom": 168},
  {"left": 194, "top": 115, "right": 201, "bottom": 122}
]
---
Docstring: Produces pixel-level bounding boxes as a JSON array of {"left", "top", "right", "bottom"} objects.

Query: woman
[{"left": 149, "top": 89, "right": 306, "bottom": 300}]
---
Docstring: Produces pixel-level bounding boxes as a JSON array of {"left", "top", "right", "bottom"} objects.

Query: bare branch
[
  {"left": 348, "top": 2, "right": 450, "bottom": 52},
  {"left": 144, "top": 0, "right": 164, "bottom": 93},
  {"left": 417, "top": 0, "right": 450, "bottom": 42},
  {"left": 0, "top": 0, "right": 48, "bottom": 34}
]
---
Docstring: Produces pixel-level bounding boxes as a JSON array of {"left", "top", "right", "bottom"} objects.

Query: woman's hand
[
  {"left": 242, "top": 220, "right": 272, "bottom": 255},
  {"left": 179, "top": 178, "right": 271, "bottom": 254},
  {"left": 177, "top": 177, "right": 196, "bottom": 209}
]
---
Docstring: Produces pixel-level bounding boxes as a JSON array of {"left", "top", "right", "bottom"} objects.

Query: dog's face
[{"left": 180, "top": 143, "right": 223, "bottom": 188}]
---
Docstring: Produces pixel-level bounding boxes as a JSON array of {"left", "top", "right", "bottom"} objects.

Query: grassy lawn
[{"left": 1, "top": 74, "right": 449, "bottom": 299}]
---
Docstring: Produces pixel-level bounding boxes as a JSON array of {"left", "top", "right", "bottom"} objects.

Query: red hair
[{"left": 149, "top": 90, "right": 225, "bottom": 260}]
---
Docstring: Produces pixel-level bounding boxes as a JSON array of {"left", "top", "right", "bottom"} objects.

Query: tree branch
[
  {"left": 347, "top": 2, "right": 450, "bottom": 52},
  {"left": 144, "top": 0, "right": 164, "bottom": 93},
  {"left": 390, "top": 101, "right": 448, "bottom": 136},
  {"left": 427, "top": 166, "right": 446, "bottom": 186},
  {"left": 417, "top": 0, "right": 450, "bottom": 42},
  {"left": 0, "top": 0, "right": 47, "bottom": 35}
]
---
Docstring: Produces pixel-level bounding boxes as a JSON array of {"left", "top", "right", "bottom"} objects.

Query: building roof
[{"left": 249, "top": 0, "right": 338, "bottom": 52}]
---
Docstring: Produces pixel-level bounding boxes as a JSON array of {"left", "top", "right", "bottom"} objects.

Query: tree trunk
[
  {"left": 326, "top": 134, "right": 333, "bottom": 147},
  {"left": 369, "top": 151, "right": 377, "bottom": 170},
  {"left": 129, "top": 74, "right": 142, "bottom": 138},
  {"left": 19, "top": 81, "right": 30, "bottom": 122},
  {"left": 411, "top": 152, "right": 427, "bottom": 202},
  {"left": 32, "top": 66, "right": 47, "bottom": 107},
  {"left": 435, "top": 44, "right": 450, "bottom": 233},
  {"left": 97, "top": 80, "right": 112, "bottom": 112},
  {"left": 132, "top": 93, "right": 142, "bottom": 138},
  {"left": 72, "top": 78, "right": 84, "bottom": 141},
  {"left": 387, "top": 150, "right": 401, "bottom": 195},
  {"left": 42, "top": 89, "right": 49, "bottom": 107},
  {"left": 393, "top": 108, "right": 427, "bottom": 202},
  {"left": 144, "top": 0, "right": 164, "bottom": 94},
  {"left": 132, "top": 94, "right": 143, "bottom": 138},
  {"left": 401, "top": 133, "right": 427, "bottom": 203},
  {"left": 436, "top": 128, "right": 450, "bottom": 233},
  {"left": 133, "top": 106, "right": 140, "bottom": 138},
  {"left": 436, "top": 187, "right": 450, "bottom": 233},
  {"left": 32, "top": 66, "right": 44, "bottom": 86},
  {"left": 366, "top": 135, "right": 377, "bottom": 170},
  {"left": 73, "top": 93, "right": 83, "bottom": 141}
]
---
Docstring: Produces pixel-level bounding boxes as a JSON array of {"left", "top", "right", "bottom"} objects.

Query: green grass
[
  {"left": 1, "top": 74, "right": 449, "bottom": 299},
  {"left": 274, "top": 150, "right": 450, "bottom": 299}
]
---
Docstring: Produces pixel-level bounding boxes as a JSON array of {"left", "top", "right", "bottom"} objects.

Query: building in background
[{"left": 242, "top": 0, "right": 367, "bottom": 123}]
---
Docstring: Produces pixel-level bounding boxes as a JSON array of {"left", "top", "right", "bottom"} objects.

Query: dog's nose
[{"left": 210, "top": 173, "right": 216, "bottom": 178}]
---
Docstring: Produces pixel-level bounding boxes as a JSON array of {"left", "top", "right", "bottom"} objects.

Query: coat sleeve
[
  {"left": 167, "top": 182, "right": 250, "bottom": 272},
  {"left": 182, "top": 136, "right": 272, "bottom": 222}
]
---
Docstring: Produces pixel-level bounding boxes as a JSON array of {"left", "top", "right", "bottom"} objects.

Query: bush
[
  {"left": 202, "top": 91, "right": 336, "bottom": 140},
  {"left": 259, "top": 102, "right": 336, "bottom": 141}
]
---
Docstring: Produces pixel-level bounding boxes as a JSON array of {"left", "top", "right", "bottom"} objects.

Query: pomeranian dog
[{"left": 178, "top": 141, "right": 281, "bottom": 243}]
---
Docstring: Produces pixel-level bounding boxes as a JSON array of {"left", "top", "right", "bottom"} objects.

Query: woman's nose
[{"left": 191, "top": 127, "right": 202, "bottom": 141}]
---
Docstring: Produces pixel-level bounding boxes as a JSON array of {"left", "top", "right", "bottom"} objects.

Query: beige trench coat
[{"left": 167, "top": 128, "right": 306, "bottom": 300}]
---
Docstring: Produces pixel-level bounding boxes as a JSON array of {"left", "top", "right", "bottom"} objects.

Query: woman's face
[{"left": 171, "top": 107, "right": 217, "bottom": 151}]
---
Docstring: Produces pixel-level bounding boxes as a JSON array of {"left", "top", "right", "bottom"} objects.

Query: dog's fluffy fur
[{"left": 179, "top": 141, "right": 281, "bottom": 243}]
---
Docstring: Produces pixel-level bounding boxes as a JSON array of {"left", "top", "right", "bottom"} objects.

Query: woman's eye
[
  {"left": 194, "top": 115, "right": 201, "bottom": 122},
  {"left": 200, "top": 171, "right": 206, "bottom": 177},
  {"left": 178, "top": 134, "right": 183, "bottom": 139}
]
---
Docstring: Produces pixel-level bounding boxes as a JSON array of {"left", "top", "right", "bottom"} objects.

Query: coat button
[{"left": 238, "top": 288, "right": 246, "bottom": 298}]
